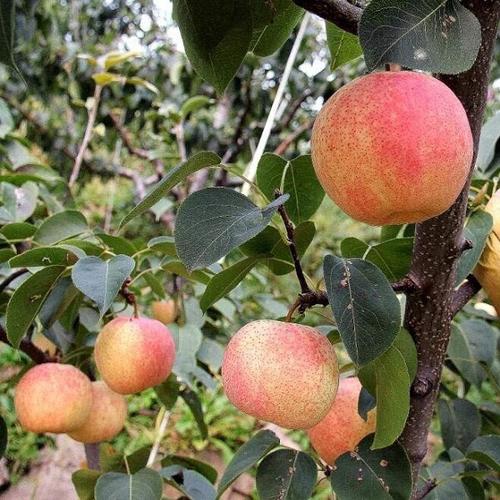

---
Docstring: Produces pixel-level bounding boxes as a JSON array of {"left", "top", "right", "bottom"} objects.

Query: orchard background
[{"left": 0, "top": 0, "right": 499, "bottom": 499}]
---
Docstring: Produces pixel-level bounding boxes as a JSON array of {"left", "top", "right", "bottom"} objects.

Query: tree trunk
[{"left": 400, "top": 0, "right": 500, "bottom": 488}]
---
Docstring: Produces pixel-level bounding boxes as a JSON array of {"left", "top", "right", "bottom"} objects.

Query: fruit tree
[{"left": 0, "top": 0, "right": 499, "bottom": 499}]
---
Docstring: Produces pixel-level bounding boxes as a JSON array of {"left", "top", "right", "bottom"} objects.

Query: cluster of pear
[
  {"left": 15, "top": 312, "right": 176, "bottom": 444},
  {"left": 222, "top": 320, "right": 375, "bottom": 464}
]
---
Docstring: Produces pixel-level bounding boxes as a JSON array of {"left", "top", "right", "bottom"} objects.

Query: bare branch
[
  {"left": 292, "top": 0, "right": 361, "bottom": 34},
  {"left": 69, "top": 84, "right": 103, "bottom": 188},
  {"left": 0, "top": 269, "right": 28, "bottom": 294},
  {"left": 414, "top": 479, "right": 437, "bottom": 500},
  {"left": 274, "top": 119, "right": 314, "bottom": 155}
]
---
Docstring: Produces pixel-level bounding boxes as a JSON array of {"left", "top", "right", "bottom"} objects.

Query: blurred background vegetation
[{"left": 0, "top": 0, "right": 499, "bottom": 497}]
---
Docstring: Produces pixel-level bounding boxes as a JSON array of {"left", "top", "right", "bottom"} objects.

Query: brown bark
[{"left": 400, "top": 0, "right": 500, "bottom": 486}]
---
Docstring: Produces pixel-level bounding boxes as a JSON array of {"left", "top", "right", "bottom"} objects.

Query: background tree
[{"left": 0, "top": 0, "right": 499, "bottom": 499}]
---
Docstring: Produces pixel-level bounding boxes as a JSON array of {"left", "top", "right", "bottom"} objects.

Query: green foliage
[
  {"left": 324, "top": 255, "right": 401, "bottom": 366},
  {"left": 95, "top": 468, "right": 163, "bottom": 500},
  {"left": 359, "top": 0, "right": 481, "bottom": 74},
  {"left": 330, "top": 435, "right": 412, "bottom": 500},
  {"left": 325, "top": 22, "right": 362, "bottom": 70}
]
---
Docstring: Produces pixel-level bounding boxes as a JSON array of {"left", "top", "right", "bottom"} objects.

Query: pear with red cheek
[
  {"left": 15, "top": 363, "right": 93, "bottom": 433},
  {"left": 311, "top": 71, "right": 473, "bottom": 226},
  {"left": 94, "top": 316, "right": 176, "bottom": 395},
  {"left": 308, "top": 377, "right": 376, "bottom": 464},
  {"left": 68, "top": 381, "right": 127, "bottom": 443},
  {"left": 152, "top": 300, "right": 178, "bottom": 325},
  {"left": 222, "top": 320, "right": 339, "bottom": 429}
]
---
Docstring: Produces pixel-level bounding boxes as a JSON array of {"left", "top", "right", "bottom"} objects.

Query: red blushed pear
[
  {"left": 308, "top": 377, "right": 376, "bottom": 465},
  {"left": 222, "top": 320, "right": 339, "bottom": 429},
  {"left": 94, "top": 316, "right": 176, "bottom": 395},
  {"left": 68, "top": 381, "right": 127, "bottom": 443},
  {"left": 15, "top": 363, "right": 93, "bottom": 434},
  {"left": 311, "top": 71, "right": 473, "bottom": 226}
]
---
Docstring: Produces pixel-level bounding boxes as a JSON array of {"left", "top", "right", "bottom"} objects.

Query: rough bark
[{"left": 400, "top": 0, "right": 500, "bottom": 486}]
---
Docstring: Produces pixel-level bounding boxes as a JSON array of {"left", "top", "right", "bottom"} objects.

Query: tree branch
[
  {"left": 274, "top": 119, "right": 314, "bottom": 156},
  {"left": 414, "top": 479, "right": 437, "bottom": 500},
  {"left": 400, "top": 0, "right": 500, "bottom": 488},
  {"left": 0, "top": 269, "right": 28, "bottom": 294},
  {"left": 451, "top": 275, "right": 482, "bottom": 317},
  {"left": 0, "top": 325, "right": 55, "bottom": 364},
  {"left": 292, "top": 0, "right": 361, "bottom": 34}
]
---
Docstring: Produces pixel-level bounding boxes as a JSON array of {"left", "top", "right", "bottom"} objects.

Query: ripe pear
[
  {"left": 15, "top": 363, "right": 93, "bottom": 433},
  {"left": 152, "top": 300, "right": 177, "bottom": 324},
  {"left": 94, "top": 316, "right": 176, "bottom": 394},
  {"left": 68, "top": 381, "right": 127, "bottom": 443},
  {"left": 474, "top": 190, "right": 500, "bottom": 315},
  {"left": 308, "top": 377, "right": 376, "bottom": 464},
  {"left": 311, "top": 71, "right": 473, "bottom": 226},
  {"left": 222, "top": 320, "right": 339, "bottom": 429}
]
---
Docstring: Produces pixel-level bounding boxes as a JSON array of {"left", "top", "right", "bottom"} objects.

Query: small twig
[
  {"left": 286, "top": 291, "right": 329, "bottom": 321},
  {"left": 146, "top": 408, "right": 171, "bottom": 467},
  {"left": 414, "top": 478, "right": 437, "bottom": 500},
  {"left": 120, "top": 278, "right": 139, "bottom": 318},
  {"left": 69, "top": 84, "right": 103, "bottom": 188},
  {"left": 292, "top": 0, "right": 361, "bottom": 35},
  {"left": 275, "top": 190, "right": 310, "bottom": 294},
  {"left": 450, "top": 275, "right": 482, "bottom": 317},
  {"left": 0, "top": 269, "right": 28, "bottom": 294},
  {"left": 0, "top": 325, "right": 55, "bottom": 364}
]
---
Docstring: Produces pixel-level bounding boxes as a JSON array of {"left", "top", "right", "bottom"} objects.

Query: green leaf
[
  {"left": 477, "top": 112, "right": 500, "bottom": 171},
  {"left": 154, "top": 374, "right": 180, "bottom": 410},
  {"left": 0, "top": 248, "right": 15, "bottom": 263},
  {"left": 0, "top": 416, "right": 7, "bottom": 458},
  {"left": 197, "top": 338, "right": 224, "bottom": 373},
  {"left": 94, "top": 468, "right": 162, "bottom": 500},
  {"left": 200, "top": 257, "right": 259, "bottom": 311},
  {"left": 456, "top": 210, "right": 493, "bottom": 285},
  {"left": 34, "top": 210, "right": 88, "bottom": 245},
  {"left": 0, "top": 222, "right": 36, "bottom": 240},
  {"left": 323, "top": 255, "right": 401, "bottom": 366},
  {"left": 253, "top": 1, "right": 304, "bottom": 57},
  {"left": 71, "top": 255, "right": 135, "bottom": 317},
  {"left": 438, "top": 399, "right": 481, "bottom": 452},
  {"left": 6, "top": 266, "right": 66, "bottom": 348},
  {"left": 393, "top": 328, "right": 417, "bottom": 382},
  {"left": 96, "top": 233, "right": 136, "bottom": 256},
  {"left": 173, "top": 1, "right": 252, "bottom": 93},
  {"left": 171, "top": 323, "right": 203, "bottom": 383},
  {"left": 255, "top": 449, "right": 316, "bottom": 500},
  {"left": 380, "top": 225, "right": 403, "bottom": 241},
  {"left": 448, "top": 321, "right": 497, "bottom": 387},
  {"left": 180, "top": 95, "right": 212, "bottom": 118},
  {"left": 160, "top": 466, "right": 216, "bottom": 500},
  {"left": 217, "top": 430, "right": 280, "bottom": 497},
  {"left": 0, "top": 1, "right": 17, "bottom": 71},
  {"left": 162, "top": 455, "right": 217, "bottom": 484},
  {"left": 330, "top": 435, "right": 412, "bottom": 500},
  {"left": 365, "top": 238, "right": 413, "bottom": 282},
  {"left": 0, "top": 98, "right": 14, "bottom": 139},
  {"left": 180, "top": 388, "right": 208, "bottom": 439},
  {"left": 256, "top": 154, "right": 324, "bottom": 224},
  {"left": 162, "top": 259, "right": 212, "bottom": 284},
  {"left": 326, "top": 21, "right": 362, "bottom": 70},
  {"left": 120, "top": 152, "right": 220, "bottom": 227},
  {"left": 103, "top": 50, "right": 141, "bottom": 70},
  {"left": 39, "top": 277, "right": 80, "bottom": 330},
  {"left": 9, "top": 247, "right": 76, "bottom": 268},
  {"left": 341, "top": 237, "right": 369, "bottom": 258},
  {"left": 175, "top": 187, "right": 288, "bottom": 270},
  {"left": 0, "top": 182, "right": 38, "bottom": 222},
  {"left": 358, "top": 387, "right": 376, "bottom": 422},
  {"left": 359, "top": 0, "right": 481, "bottom": 74},
  {"left": 466, "top": 435, "right": 500, "bottom": 472},
  {"left": 72, "top": 469, "right": 101, "bottom": 500},
  {"left": 359, "top": 344, "right": 410, "bottom": 449},
  {"left": 142, "top": 272, "right": 166, "bottom": 299},
  {"left": 92, "top": 72, "right": 123, "bottom": 86},
  {"left": 147, "top": 236, "right": 177, "bottom": 255}
]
